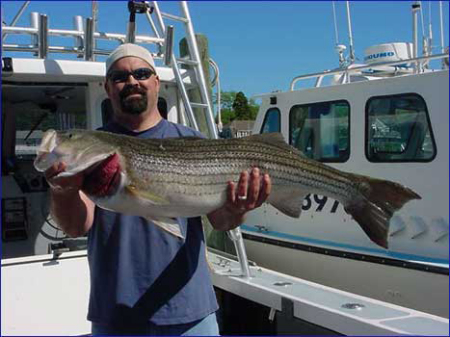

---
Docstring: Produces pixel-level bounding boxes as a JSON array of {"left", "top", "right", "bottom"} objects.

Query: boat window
[
  {"left": 260, "top": 108, "right": 280, "bottom": 134},
  {"left": 366, "top": 93, "right": 436, "bottom": 162},
  {"left": 289, "top": 100, "right": 350, "bottom": 162}
]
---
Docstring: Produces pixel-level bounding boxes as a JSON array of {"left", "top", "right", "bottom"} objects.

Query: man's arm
[
  {"left": 207, "top": 168, "right": 271, "bottom": 231},
  {"left": 45, "top": 162, "right": 95, "bottom": 237}
]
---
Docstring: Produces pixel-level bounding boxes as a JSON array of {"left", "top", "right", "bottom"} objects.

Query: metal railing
[
  {"left": 2, "top": 12, "right": 165, "bottom": 61},
  {"left": 290, "top": 52, "right": 449, "bottom": 91}
]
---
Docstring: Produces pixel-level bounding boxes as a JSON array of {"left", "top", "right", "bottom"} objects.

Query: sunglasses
[{"left": 107, "top": 67, "right": 155, "bottom": 83}]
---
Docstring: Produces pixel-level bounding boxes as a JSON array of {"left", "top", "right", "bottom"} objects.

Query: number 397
[{"left": 302, "top": 194, "right": 342, "bottom": 213}]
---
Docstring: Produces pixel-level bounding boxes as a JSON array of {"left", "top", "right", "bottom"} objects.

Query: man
[{"left": 44, "top": 43, "right": 271, "bottom": 335}]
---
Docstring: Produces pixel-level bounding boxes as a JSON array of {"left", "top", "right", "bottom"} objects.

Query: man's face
[{"left": 105, "top": 57, "right": 160, "bottom": 116}]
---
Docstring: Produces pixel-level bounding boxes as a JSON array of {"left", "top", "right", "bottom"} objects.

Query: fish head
[{"left": 34, "top": 129, "right": 116, "bottom": 177}]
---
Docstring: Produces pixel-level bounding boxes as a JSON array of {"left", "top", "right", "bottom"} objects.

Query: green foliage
[
  {"left": 232, "top": 92, "right": 248, "bottom": 120},
  {"left": 215, "top": 91, "right": 237, "bottom": 110},
  {"left": 213, "top": 90, "right": 260, "bottom": 124}
]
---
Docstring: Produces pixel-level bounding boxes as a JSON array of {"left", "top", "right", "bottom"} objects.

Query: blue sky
[{"left": 2, "top": 1, "right": 449, "bottom": 98}]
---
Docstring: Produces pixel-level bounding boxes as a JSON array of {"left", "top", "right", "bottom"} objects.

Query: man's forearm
[{"left": 50, "top": 189, "right": 94, "bottom": 237}]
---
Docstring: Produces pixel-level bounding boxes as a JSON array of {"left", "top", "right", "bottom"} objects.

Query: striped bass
[{"left": 34, "top": 129, "right": 420, "bottom": 248}]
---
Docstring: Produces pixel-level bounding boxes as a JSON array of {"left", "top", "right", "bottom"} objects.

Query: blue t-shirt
[{"left": 87, "top": 119, "right": 218, "bottom": 326}]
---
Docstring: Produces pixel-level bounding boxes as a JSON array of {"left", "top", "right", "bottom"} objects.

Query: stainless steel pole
[
  {"left": 345, "top": 1, "right": 355, "bottom": 65},
  {"left": 2, "top": 1, "right": 31, "bottom": 41}
]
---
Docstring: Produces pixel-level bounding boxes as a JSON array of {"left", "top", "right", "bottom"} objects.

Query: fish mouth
[
  {"left": 34, "top": 130, "right": 115, "bottom": 180},
  {"left": 34, "top": 129, "right": 59, "bottom": 172}
]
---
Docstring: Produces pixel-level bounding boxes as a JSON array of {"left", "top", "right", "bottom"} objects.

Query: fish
[{"left": 34, "top": 129, "right": 421, "bottom": 248}]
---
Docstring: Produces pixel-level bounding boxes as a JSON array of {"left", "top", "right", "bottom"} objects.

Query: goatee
[{"left": 119, "top": 85, "right": 148, "bottom": 115}]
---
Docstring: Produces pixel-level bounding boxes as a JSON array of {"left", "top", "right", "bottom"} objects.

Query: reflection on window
[
  {"left": 289, "top": 101, "right": 350, "bottom": 162},
  {"left": 366, "top": 94, "right": 436, "bottom": 162},
  {"left": 260, "top": 108, "right": 280, "bottom": 134}
]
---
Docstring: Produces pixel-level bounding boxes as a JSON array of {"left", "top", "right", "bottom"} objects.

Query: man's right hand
[
  {"left": 44, "top": 161, "right": 95, "bottom": 237},
  {"left": 44, "top": 162, "right": 85, "bottom": 194}
]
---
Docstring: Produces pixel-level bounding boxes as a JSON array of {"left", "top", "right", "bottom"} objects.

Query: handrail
[
  {"left": 2, "top": 26, "right": 164, "bottom": 45},
  {"left": 290, "top": 52, "right": 449, "bottom": 91}
]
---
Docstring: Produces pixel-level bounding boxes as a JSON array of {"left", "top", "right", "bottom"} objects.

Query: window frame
[
  {"left": 365, "top": 92, "right": 437, "bottom": 163},
  {"left": 288, "top": 99, "right": 351, "bottom": 163}
]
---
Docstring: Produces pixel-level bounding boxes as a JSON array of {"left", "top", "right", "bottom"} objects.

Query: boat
[
  {"left": 238, "top": 1, "right": 449, "bottom": 319},
  {"left": 1, "top": 1, "right": 448, "bottom": 335}
]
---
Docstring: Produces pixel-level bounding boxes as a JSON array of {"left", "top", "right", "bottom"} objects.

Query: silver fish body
[{"left": 34, "top": 129, "right": 421, "bottom": 248}]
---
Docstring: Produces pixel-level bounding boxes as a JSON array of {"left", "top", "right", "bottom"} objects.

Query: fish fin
[
  {"left": 244, "top": 133, "right": 308, "bottom": 158},
  {"left": 125, "top": 185, "right": 169, "bottom": 205},
  {"left": 145, "top": 216, "right": 185, "bottom": 239},
  {"left": 268, "top": 187, "right": 307, "bottom": 218},
  {"left": 344, "top": 174, "right": 421, "bottom": 249}
]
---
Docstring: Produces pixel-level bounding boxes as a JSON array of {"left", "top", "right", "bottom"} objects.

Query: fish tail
[{"left": 344, "top": 175, "right": 421, "bottom": 249}]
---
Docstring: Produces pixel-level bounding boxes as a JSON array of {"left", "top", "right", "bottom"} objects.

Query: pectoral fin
[
  {"left": 268, "top": 187, "right": 307, "bottom": 218},
  {"left": 144, "top": 216, "right": 184, "bottom": 239},
  {"left": 125, "top": 185, "right": 169, "bottom": 205}
]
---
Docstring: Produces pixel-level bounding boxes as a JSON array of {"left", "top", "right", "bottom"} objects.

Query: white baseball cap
[{"left": 106, "top": 43, "right": 156, "bottom": 75}]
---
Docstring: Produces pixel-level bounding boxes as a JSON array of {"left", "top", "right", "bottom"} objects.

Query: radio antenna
[
  {"left": 332, "top": 1, "right": 347, "bottom": 67},
  {"left": 345, "top": 1, "right": 356, "bottom": 64},
  {"left": 428, "top": 1, "right": 433, "bottom": 45},
  {"left": 439, "top": 1, "right": 445, "bottom": 54},
  {"left": 420, "top": 1, "right": 425, "bottom": 38},
  {"left": 332, "top": 1, "right": 340, "bottom": 45}
]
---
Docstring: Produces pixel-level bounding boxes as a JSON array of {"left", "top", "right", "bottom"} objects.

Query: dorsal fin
[{"left": 242, "top": 133, "right": 308, "bottom": 158}]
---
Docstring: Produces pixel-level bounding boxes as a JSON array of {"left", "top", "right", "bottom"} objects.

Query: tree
[
  {"left": 213, "top": 91, "right": 235, "bottom": 125},
  {"left": 217, "top": 91, "right": 237, "bottom": 110},
  {"left": 233, "top": 91, "right": 258, "bottom": 120},
  {"left": 232, "top": 92, "right": 248, "bottom": 120},
  {"left": 219, "top": 109, "right": 235, "bottom": 125},
  {"left": 213, "top": 90, "right": 260, "bottom": 124}
]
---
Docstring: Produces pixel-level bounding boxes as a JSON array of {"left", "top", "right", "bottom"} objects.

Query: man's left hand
[{"left": 207, "top": 168, "right": 271, "bottom": 231}]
